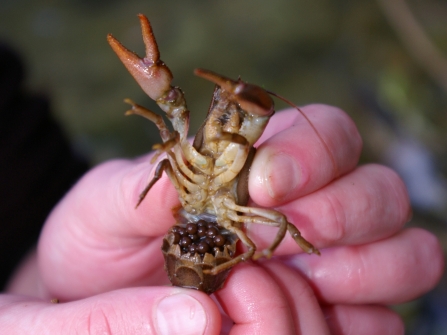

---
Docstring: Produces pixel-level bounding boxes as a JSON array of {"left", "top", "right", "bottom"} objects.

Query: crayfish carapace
[{"left": 107, "top": 14, "right": 320, "bottom": 294}]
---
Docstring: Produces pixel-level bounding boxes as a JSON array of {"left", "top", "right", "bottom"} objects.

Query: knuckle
[
  {"left": 318, "top": 193, "right": 347, "bottom": 243},
  {"left": 371, "top": 164, "right": 411, "bottom": 226},
  {"left": 69, "top": 303, "right": 116, "bottom": 335}
]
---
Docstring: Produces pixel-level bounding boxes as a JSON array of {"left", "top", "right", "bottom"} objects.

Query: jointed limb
[
  {"left": 166, "top": 152, "right": 207, "bottom": 201},
  {"left": 136, "top": 157, "right": 197, "bottom": 214},
  {"left": 124, "top": 99, "right": 171, "bottom": 142},
  {"left": 173, "top": 145, "right": 206, "bottom": 184},
  {"left": 151, "top": 132, "right": 179, "bottom": 164},
  {"left": 223, "top": 197, "right": 320, "bottom": 258},
  {"left": 136, "top": 159, "right": 171, "bottom": 208},
  {"left": 204, "top": 222, "right": 256, "bottom": 275},
  {"left": 212, "top": 143, "right": 250, "bottom": 186}
]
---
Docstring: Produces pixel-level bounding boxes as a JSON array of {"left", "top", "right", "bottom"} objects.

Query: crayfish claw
[
  {"left": 107, "top": 15, "right": 173, "bottom": 101},
  {"left": 194, "top": 68, "right": 274, "bottom": 117},
  {"left": 138, "top": 14, "right": 161, "bottom": 64}
]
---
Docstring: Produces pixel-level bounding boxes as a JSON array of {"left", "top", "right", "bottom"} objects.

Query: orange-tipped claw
[
  {"left": 194, "top": 68, "right": 238, "bottom": 92},
  {"left": 194, "top": 68, "right": 274, "bottom": 117},
  {"left": 138, "top": 14, "right": 160, "bottom": 63},
  {"left": 107, "top": 14, "right": 173, "bottom": 101}
]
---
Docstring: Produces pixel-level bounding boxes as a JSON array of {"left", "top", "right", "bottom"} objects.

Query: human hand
[
  {"left": 241, "top": 104, "right": 444, "bottom": 334},
  {"left": 4, "top": 104, "right": 443, "bottom": 334}
]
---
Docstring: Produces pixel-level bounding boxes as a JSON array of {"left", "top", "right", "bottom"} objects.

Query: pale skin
[{"left": 3, "top": 104, "right": 444, "bottom": 334}]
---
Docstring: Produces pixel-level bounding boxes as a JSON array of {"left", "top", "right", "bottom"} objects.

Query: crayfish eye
[{"left": 233, "top": 82, "right": 274, "bottom": 117}]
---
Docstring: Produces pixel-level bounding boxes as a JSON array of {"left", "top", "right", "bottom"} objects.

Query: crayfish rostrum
[{"left": 107, "top": 14, "right": 320, "bottom": 294}]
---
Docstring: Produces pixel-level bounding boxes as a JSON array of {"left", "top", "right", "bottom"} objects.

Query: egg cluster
[{"left": 170, "top": 220, "right": 230, "bottom": 256}]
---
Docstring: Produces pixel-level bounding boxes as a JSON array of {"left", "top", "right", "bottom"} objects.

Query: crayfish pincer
[{"left": 107, "top": 14, "right": 320, "bottom": 294}]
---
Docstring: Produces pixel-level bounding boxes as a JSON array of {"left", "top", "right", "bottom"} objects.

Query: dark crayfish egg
[
  {"left": 167, "top": 220, "right": 235, "bottom": 258},
  {"left": 177, "top": 226, "right": 186, "bottom": 236},
  {"left": 206, "top": 227, "right": 218, "bottom": 237},
  {"left": 188, "top": 244, "right": 197, "bottom": 254},
  {"left": 204, "top": 237, "right": 215, "bottom": 248},
  {"left": 197, "top": 226, "right": 207, "bottom": 237},
  {"left": 186, "top": 223, "right": 198, "bottom": 234},
  {"left": 179, "top": 236, "right": 192, "bottom": 248},
  {"left": 197, "top": 241, "right": 209, "bottom": 254},
  {"left": 214, "top": 234, "right": 226, "bottom": 247}
]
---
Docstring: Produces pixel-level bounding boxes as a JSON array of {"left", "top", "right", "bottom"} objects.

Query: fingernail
[
  {"left": 155, "top": 293, "right": 207, "bottom": 335},
  {"left": 265, "top": 153, "right": 301, "bottom": 200}
]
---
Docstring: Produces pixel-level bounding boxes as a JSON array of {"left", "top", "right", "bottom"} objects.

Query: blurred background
[{"left": 0, "top": 0, "right": 446, "bottom": 333}]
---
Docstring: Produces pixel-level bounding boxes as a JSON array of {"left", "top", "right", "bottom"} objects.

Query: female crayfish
[{"left": 107, "top": 14, "right": 320, "bottom": 294}]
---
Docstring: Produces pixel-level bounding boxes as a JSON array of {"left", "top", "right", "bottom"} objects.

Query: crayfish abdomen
[{"left": 162, "top": 212, "right": 237, "bottom": 293}]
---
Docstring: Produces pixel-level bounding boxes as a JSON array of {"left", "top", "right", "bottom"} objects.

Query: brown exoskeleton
[{"left": 107, "top": 14, "right": 320, "bottom": 293}]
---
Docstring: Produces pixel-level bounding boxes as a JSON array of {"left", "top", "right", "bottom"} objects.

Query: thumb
[{"left": 1, "top": 287, "right": 221, "bottom": 335}]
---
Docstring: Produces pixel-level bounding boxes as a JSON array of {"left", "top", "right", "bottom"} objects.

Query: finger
[
  {"left": 38, "top": 157, "right": 178, "bottom": 300},
  {"left": 0, "top": 287, "right": 221, "bottom": 335},
  {"left": 60, "top": 157, "right": 180, "bottom": 237},
  {"left": 215, "top": 263, "right": 297, "bottom": 335},
  {"left": 261, "top": 261, "right": 403, "bottom": 335},
  {"left": 323, "top": 305, "right": 404, "bottom": 335},
  {"left": 250, "top": 104, "right": 362, "bottom": 207},
  {"left": 247, "top": 164, "right": 411, "bottom": 253},
  {"left": 283, "top": 228, "right": 444, "bottom": 305},
  {"left": 261, "top": 261, "right": 331, "bottom": 335}
]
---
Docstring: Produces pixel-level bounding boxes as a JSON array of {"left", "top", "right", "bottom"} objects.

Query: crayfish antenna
[{"left": 267, "top": 90, "right": 339, "bottom": 178}]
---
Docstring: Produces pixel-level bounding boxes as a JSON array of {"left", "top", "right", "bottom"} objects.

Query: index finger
[{"left": 249, "top": 104, "right": 362, "bottom": 207}]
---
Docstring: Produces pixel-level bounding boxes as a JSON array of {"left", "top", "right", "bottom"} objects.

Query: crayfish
[{"left": 107, "top": 14, "right": 320, "bottom": 294}]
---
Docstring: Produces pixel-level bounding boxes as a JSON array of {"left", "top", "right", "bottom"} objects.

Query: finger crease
[{"left": 324, "top": 192, "right": 346, "bottom": 243}]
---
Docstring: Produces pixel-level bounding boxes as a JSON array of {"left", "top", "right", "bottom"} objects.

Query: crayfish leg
[
  {"left": 222, "top": 198, "right": 320, "bottom": 258},
  {"left": 124, "top": 98, "right": 171, "bottom": 142},
  {"left": 151, "top": 132, "right": 179, "bottom": 164},
  {"left": 204, "top": 223, "right": 256, "bottom": 275},
  {"left": 286, "top": 223, "right": 321, "bottom": 256},
  {"left": 136, "top": 159, "right": 170, "bottom": 208}
]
